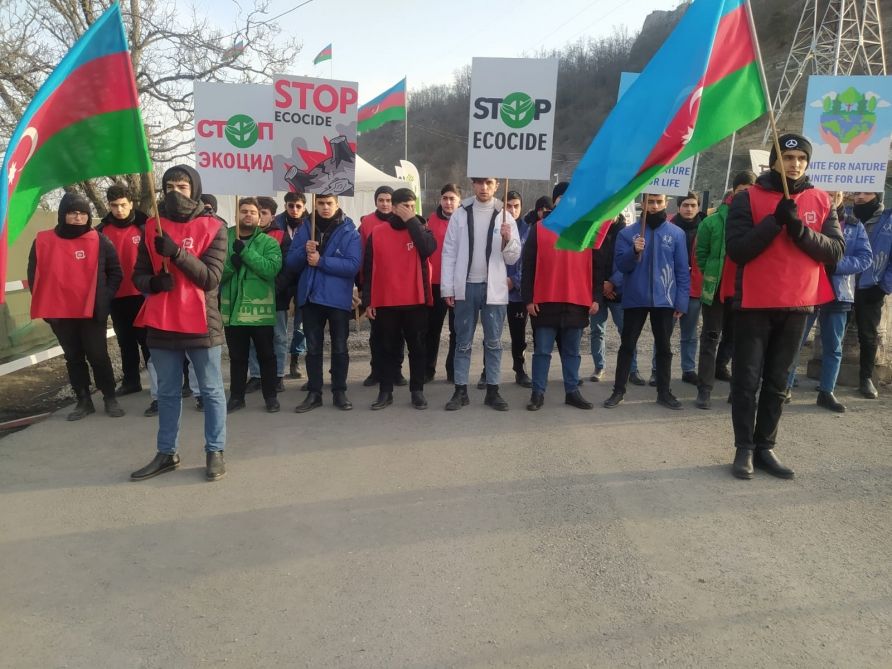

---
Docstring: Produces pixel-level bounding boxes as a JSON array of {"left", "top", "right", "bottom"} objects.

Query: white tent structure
[{"left": 215, "top": 155, "right": 406, "bottom": 226}]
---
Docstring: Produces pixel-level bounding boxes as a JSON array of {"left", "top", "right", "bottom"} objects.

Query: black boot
[
  {"left": 333, "top": 390, "right": 353, "bottom": 410},
  {"left": 67, "top": 389, "right": 95, "bottom": 421},
  {"left": 294, "top": 392, "right": 322, "bottom": 413},
  {"left": 565, "top": 390, "right": 593, "bottom": 410},
  {"left": 371, "top": 391, "right": 393, "bottom": 410},
  {"left": 362, "top": 373, "right": 378, "bottom": 387},
  {"left": 859, "top": 377, "right": 878, "bottom": 399},
  {"left": 602, "top": 391, "right": 624, "bottom": 408},
  {"left": 732, "top": 448, "right": 753, "bottom": 479},
  {"left": 103, "top": 396, "right": 125, "bottom": 418},
  {"left": 131, "top": 452, "right": 180, "bottom": 481},
  {"left": 753, "top": 449, "right": 794, "bottom": 478},
  {"left": 226, "top": 396, "right": 246, "bottom": 413},
  {"left": 115, "top": 381, "right": 142, "bottom": 396},
  {"left": 275, "top": 377, "right": 285, "bottom": 393},
  {"left": 656, "top": 391, "right": 682, "bottom": 410},
  {"left": 410, "top": 391, "right": 428, "bottom": 410},
  {"left": 526, "top": 392, "right": 544, "bottom": 411},
  {"left": 816, "top": 390, "right": 846, "bottom": 413},
  {"left": 445, "top": 385, "right": 469, "bottom": 411},
  {"left": 515, "top": 370, "right": 532, "bottom": 388},
  {"left": 695, "top": 387, "right": 711, "bottom": 410},
  {"left": 484, "top": 384, "right": 509, "bottom": 411},
  {"left": 206, "top": 451, "right": 226, "bottom": 481},
  {"left": 265, "top": 397, "right": 281, "bottom": 413}
]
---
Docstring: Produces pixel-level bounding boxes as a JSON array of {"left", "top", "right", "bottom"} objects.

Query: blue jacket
[
  {"left": 857, "top": 208, "right": 892, "bottom": 293},
  {"left": 508, "top": 212, "right": 534, "bottom": 302},
  {"left": 286, "top": 212, "right": 361, "bottom": 312},
  {"left": 828, "top": 216, "right": 872, "bottom": 308},
  {"left": 614, "top": 218, "right": 690, "bottom": 313}
]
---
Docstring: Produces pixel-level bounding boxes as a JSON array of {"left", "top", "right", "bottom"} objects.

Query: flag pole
[
  {"left": 145, "top": 171, "right": 168, "bottom": 273},
  {"left": 744, "top": 0, "right": 790, "bottom": 199},
  {"left": 310, "top": 193, "right": 316, "bottom": 242},
  {"left": 502, "top": 178, "right": 509, "bottom": 226},
  {"left": 724, "top": 131, "right": 737, "bottom": 193},
  {"left": 637, "top": 192, "right": 647, "bottom": 263}
]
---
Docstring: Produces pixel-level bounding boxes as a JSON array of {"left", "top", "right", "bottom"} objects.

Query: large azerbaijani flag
[
  {"left": 357, "top": 78, "right": 407, "bottom": 134},
  {"left": 0, "top": 2, "right": 151, "bottom": 302},
  {"left": 546, "top": 0, "right": 768, "bottom": 250}
]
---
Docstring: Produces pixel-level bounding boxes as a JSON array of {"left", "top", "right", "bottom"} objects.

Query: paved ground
[{"left": 1, "top": 344, "right": 890, "bottom": 668}]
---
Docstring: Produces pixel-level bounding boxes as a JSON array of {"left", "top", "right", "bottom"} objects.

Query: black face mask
[
  {"left": 162, "top": 190, "right": 201, "bottom": 222},
  {"left": 853, "top": 199, "right": 880, "bottom": 223},
  {"left": 646, "top": 210, "right": 667, "bottom": 229}
]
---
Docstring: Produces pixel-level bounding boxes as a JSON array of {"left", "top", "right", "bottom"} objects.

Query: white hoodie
[{"left": 440, "top": 200, "right": 521, "bottom": 304}]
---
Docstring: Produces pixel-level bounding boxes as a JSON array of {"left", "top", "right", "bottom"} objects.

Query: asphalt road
[{"left": 1, "top": 352, "right": 890, "bottom": 668}]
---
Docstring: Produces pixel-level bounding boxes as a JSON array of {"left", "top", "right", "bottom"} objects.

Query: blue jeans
[
  {"left": 787, "top": 309, "right": 848, "bottom": 392},
  {"left": 150, "top": 346, "right": 226, "bottom": 454},
  {"left": 651, "top": 297, "right": 701, "bottom": 373},
  {"left": 590, "top": 301, "right": 638, "bottom": 373},
  {"left": 453, "top": 282, "right": 506, "bottom": 386},
  {"left": 290, "top": 306, "right": 306, "bottom": 355},
  {"left": 249, "top": 310, "right": 288, "bottom": 378},
  {"left": 532, "top": 325, "right": 583, "bottom": 394}
]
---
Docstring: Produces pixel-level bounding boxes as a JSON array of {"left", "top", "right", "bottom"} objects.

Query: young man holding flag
[
  {"left": 274, "top": 191, "right": 309, "bottom": 380},
  {"left": 725, "top": 133, "right": 844, "bottom": 480},
  {"left": 130, "top": 166, "right": 229, "bottom": 482}
]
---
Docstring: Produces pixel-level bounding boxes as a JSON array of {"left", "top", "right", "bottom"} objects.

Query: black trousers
[
  {"left": 613, "top": 307, "right": 675, "bottom": 394},
  {"left": 49, "top": 318, "right": 116, "bottom": 397},
  {"left": 225, "top": 325, "right": 277, "bottom": 400},
  {"left": 697, "top": 298, "right": 734, "bottom": 390},
  {"left": 109, "top": 295, "right": 149, "bottom": 386},
  {"left": 731, "top": 310, "right": 808, "bottom": 450},
  {"left": 507, "top": 301, "right": 529, "bottom": 373},
  {"left": 303, "top": 302, "right": 351, "bottom": 393},
  {"left": 369, "top": 317, "right": 404, "bottom": 376},
  {"left": 373, "top": 306, "right": 427, "bottom": 392},
  {"left": 425, "top": 284, "right": 449, "bottom": 377},
  {"left": 854, "top": 287, "right": 885, "bottom": 381}
]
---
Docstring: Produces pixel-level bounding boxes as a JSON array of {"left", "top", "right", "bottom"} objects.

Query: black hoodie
[
  {"left": 27, "top": 192, "right": 123, "bottom": 322},
  {"left": 131, "top": 165, "right": 229, "bottom": 348}
]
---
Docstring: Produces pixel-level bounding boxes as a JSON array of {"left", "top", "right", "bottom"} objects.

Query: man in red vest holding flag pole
[
  {"left": 130, "top": 165, "right": 229, "bottom": 482},
  {"left": 726, "top": 133, "right": 844, "bottom": 480}
]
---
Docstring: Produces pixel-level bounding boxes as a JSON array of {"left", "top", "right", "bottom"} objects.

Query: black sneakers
[{"left": 603, "top": 391, "right": 624, "bottom": 408}]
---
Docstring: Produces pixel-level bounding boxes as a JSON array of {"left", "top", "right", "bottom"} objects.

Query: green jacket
[
  {"left": 695, "top": 203, "right": 728, "bottom": 306},
  {"left": 220, "top": 226, "right": 282, "bottom": 326}
]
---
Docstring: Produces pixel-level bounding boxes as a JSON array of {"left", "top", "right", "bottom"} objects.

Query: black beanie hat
[
  {"left": 535, "top": 196, "right": 553, "bottom": 211},
  {"left": 374, "top": 185, "right": 394, "bottom": 202},
  {"left": 769, "top": 133, "right": 813, "bottom": 166},
  {"left": 200, "top": 194, "right": 218, "bottom": 213},
  {"left": 391, "top": 188, "right": 416, "bottom": 206},
  {"left": 552, "top": 181, "right": 570, "bottom": 202},
  {"left": 59, "top": 192, "right": 92, "bottom": 216}
]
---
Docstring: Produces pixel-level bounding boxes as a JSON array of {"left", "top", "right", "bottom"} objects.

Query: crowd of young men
[{"left": 27, "top": 135, "right": 892, "bottom": 482}]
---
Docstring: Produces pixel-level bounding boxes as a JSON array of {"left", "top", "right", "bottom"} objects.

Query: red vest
[
  {"left": 741, "top": 185, "right": 834, "bottom": 309},
  {"left": 263, "top": 226, "right": 284, "bottom": 243},
  {"left": 370, "top": 223, "right": 430, "bottom": 308},
  {"left": 719, "top": 257, "right": 737, "bottom": 302},
  {"left": 102, "top": 223, "right": 143, "bottom": 298},
  {"left": 426, "top": 210, "right": 450, "bottom": 285},
  {"left": 360, "top": 212, "right": 387, "bottom": 257},
  {"left": 135, "top": 216, "right": 221, "bottom": 334},
  {"left": 533, "top": 222, "right": 593, "bottom": 308},
  {"left": 30, "top": 229, "right": 99, "bottom": 319}
]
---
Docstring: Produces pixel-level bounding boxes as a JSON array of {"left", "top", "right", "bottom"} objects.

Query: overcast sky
[{"left": 193, "top": 0, "right": 682, "bottom": 103}]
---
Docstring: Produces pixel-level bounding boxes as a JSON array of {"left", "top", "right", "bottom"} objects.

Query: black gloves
[
  {"left": 154, "top": 231, "right": 180, "bottom": 258},
  {"left": 233, "top": 239, "right": 245, "bottom": 254},
  {"left": 774, "top": 198, "right": 804, "bottom": 239},
  {"left": 230, "top": 254, "right": 243, "bottom": 270},
  {"left": 148, "top": 272, "right": 174, "bottom": 293}
]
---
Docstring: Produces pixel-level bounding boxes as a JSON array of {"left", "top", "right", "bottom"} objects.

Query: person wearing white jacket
[{"left": 441, "top": 177, "right": 521, "bottom": 411}]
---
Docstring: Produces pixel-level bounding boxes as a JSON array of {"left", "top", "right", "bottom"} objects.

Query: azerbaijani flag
[
  {"left": 358, "top": 78, "right": 407, "bottom": 134},
  {"left": 546, "top": 0, "right": 767, "bottom": 250},
  {"left": 0, "top": 2, "right": 151, "bottom": 302},
  {"left": 313, "top": 43, "right": 332, "bottom": 65}
]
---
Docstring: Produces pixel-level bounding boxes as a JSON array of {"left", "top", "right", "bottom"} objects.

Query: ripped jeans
[{"left": 452, "top": 282, "right": 507, "bottom": 387}]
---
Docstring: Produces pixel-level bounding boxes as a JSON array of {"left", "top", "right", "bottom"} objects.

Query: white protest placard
[
  {"left": 194, "top": 82, "right": 276, "bottom": 195},
  {"left": 750, "top": 149, "right": 770, "bottom": 175},
  {"left": 467, "top": 57, "right": 559, "bottom": 180},
  {"left": 618, "top": 72, "right": 695, "bottom": 196},
  {"left": 802, "top": 75, "right": 892, "bottom": 190},
  {"left": 271, "top": 75, "right": 359, "bottom": 196}
]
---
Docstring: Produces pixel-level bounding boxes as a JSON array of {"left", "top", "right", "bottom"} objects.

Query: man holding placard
[{"left": 440, "top": 177, "right": 521, "bottom": 411}]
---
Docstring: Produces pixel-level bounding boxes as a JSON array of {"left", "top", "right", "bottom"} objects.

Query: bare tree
[{"left": 0, "top": 0, "right": 301, "bottom": 213}]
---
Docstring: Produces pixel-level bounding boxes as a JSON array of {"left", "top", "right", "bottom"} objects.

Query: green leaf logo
[
  {"left": 499, "top": 92, "right": 535, "bottom": 129},
  {"left": 225, "top": 114, "right": 258, "bottom": 148}
]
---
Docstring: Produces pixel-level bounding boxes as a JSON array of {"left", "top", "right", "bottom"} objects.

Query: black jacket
[
  {"left": 726, "top": 170, "right": 845, "bottom": 310},
  {"left": 595, "top": 214, "right": 627, "bottom": 303}
]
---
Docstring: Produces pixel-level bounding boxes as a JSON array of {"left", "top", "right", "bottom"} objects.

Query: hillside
[{"left": 358, "top": 0, "right": 892, "bottom": 211}]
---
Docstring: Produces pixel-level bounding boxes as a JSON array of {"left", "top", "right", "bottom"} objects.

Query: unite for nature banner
[
  {"left": 194, "top": 82, "right": 276, "bottom": 195},
  {"left": 271, "top": 75, "right": 359, "bottom": 196},
  {"left": 802, "top": 75, "right": 892, "bottom": 191},
  {"left": 467, "top": 57, "right": 559, "bottom": 181}
]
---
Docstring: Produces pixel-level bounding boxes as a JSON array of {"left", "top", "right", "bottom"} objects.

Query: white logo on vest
[
  {"left": 182, "top": 237, "right": 194, "bottom": 249},
  {"left": 132, "top": 235, "right": 141, "bottom": 244},
  {"left": 74, "top": 250, "right": 86, "bottom": 260}
]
